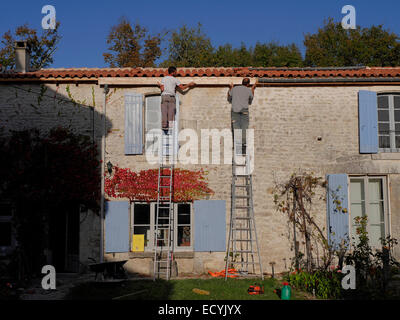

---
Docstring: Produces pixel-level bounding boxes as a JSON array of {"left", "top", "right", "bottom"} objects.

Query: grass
[{"left": 65, "top": 277, "right": 313, "bottom": 300}]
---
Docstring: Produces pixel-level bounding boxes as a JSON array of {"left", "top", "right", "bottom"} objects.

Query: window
[
  {"left": 378, "top": 94, "right": 400, "bottom": 152},
  {"left": 0, "top": 202, "right": 15, "bottom": 255},
  {"left": 132, "top": 202, "right": 192, "bottom": 251},
  {"left": 145, "top": 95, "right": 180, "bottom": 157},
  {"left": 133, "top": 204, "right": 151, "bottom": 249},
  {"left": 349, "top": 176, "right": 388, "bottom": 247},
  {"left": 177, "top": 204, "right": 191, "bottom": 247},
  {"left": 145, "top": 95, "right": 162, "bottom": 154}
]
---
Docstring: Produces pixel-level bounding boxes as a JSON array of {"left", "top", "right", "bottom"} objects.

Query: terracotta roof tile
[{"left": 1, "top": 66, "right": 400, "bottom": 80}]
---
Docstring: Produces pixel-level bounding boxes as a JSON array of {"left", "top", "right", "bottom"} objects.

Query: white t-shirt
[{"left": 161, "top": 76, "right": 181, "bottom": 96}]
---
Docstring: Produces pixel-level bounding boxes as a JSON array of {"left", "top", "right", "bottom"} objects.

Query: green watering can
[{"left": 281, "top": 282, "right": 291, "bottom": 300}]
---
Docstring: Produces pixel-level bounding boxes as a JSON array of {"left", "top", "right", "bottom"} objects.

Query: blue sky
[{"left": 1, "top": 0, "right": 399, "bottom": 68}]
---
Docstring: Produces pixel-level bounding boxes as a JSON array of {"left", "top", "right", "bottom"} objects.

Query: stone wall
[{"left": 1, "top": 81, "right": 400, "bottom": 275}]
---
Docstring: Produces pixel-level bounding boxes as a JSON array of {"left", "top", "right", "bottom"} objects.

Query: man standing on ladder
[
  {"left": 153, "top": 67, "right": 195, "bottom": 280},
  {"left": 225, "top": 78, "right": 263, "bottom": 280},
  {"left": 157, "top": 66, "right": 196, "bottom": 132},
  {"left": 227, "top": 78, "right": 256, "bottom": 154}
]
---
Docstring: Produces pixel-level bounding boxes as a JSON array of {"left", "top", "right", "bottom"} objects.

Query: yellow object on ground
[
  {"left": 192, "top": 288, "right": 210, "bottom": 295},
  {"left": 131, "top": 234, "right": 144, "bottom": 252}
]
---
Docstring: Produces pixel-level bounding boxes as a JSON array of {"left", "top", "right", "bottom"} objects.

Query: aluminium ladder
[
  {"left": 153, "top": 128, "right": 175, "bottom": 280},
  {"left": 225, "top": 142, "right": 264, "bottom": 280}
]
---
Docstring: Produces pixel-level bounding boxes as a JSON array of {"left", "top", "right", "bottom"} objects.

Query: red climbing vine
[{"left": 105, "top": 166, "right": 214, "bottom": 202}]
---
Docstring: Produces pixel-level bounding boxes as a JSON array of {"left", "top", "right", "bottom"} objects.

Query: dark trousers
[
  {"left": 231, "top": 110, "right": 249, "bottom": 154},
  {"left": 161, "top": 95, "right": 176, "bottom": 129}
]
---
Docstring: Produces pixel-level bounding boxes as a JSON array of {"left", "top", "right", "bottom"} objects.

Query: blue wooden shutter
[
  {"left": 358, "top": 90, "right": 378, "bottom": 153},
  {"left": 105, "top": 201, "right": 130, "bottom": 252},
  {"left": 326, "top": 174, "right": 349, "bottom": 249},
  {"left": 194, "top": 200, "right": 226, "bottom": 252},
  {"left": 125, "top": 93, "right": 143, "bottom": 155}
]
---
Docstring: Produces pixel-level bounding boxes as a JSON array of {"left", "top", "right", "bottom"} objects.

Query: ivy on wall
[{"left": 105, "top": 166, "right": 214, "bottom": 202}]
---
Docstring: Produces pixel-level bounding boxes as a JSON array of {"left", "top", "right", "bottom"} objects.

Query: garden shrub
[{"left": 285, "top": 268, "right": 342, "bottom": 299}]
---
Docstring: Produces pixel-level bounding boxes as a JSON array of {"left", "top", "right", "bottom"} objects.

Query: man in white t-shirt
[{"left": 157, "top": 66, "right": 196, "bottom": 130}]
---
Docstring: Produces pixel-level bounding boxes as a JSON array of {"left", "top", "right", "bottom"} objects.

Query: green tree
[
  {"left": 0, "top": 22, "right": 61, "bottom": 70},
  {"left": 103, "top": 17, "right": 162, "bottom": 67},
  {"left": 161, "top": 23, "right": 214, "bottom": 67},
  {"left": 232, "top": 43, "right": 253, "bottom": 67},
  {"left": 211, "top": 43, "right": 253, "bottom": 67},
  {"left": 211, "top": 41, "right": 302, "bottom": 67},
  {"left": 252, "top": 42, "right": 303, "bottom": 67},
  {"left": 304, "top": 18, "right": 400, "bottom": 67}
]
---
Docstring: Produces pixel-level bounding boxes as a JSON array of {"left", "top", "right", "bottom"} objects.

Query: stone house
[{"left": 1, "top": 44, "right": 400, "bottom": 275}]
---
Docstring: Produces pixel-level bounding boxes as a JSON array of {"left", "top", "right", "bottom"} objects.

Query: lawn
[{"left": 65, "top": 277, "right": 312, "bottom": 300}]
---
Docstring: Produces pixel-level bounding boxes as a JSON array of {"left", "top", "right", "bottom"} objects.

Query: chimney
[{"left": 14, "top": 40, "right": 31, "bottom": 73}]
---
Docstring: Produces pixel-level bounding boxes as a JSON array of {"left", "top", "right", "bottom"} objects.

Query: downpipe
[{"left": 100, "top": 84, "right": 109, "bottom": 263}]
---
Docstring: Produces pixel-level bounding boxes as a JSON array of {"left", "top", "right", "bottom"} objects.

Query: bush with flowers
[
  {"left": 284, "top": 216, "right": 400, "bottom": 299},
  {"left": 343, "top": 216, "right": 400, "bottom": 299}
]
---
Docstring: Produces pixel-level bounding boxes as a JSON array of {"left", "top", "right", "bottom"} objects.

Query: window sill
[
  {"left": 372, "top": 153, "right": 400, "bottom": 160},
  {"left": 129, "top": 251, "right": 194, "bottom": 259}
]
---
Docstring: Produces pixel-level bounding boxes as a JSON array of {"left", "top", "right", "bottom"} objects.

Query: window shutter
[
  {"left": 105, "top": 201, "right": 130, "bottom": 253},
  {"left": 326, "top": 174, "right": 349, "bottom": 250},
  {"left": 145, "top": 95, "right": 162, "bottom": 154},
  {"left": 125, "top": 93, "right": 143, "bottom": 155},
  {"left": 358, "top": 90, "right": 378, "bottom": 153},
  {"left": 194, "top": 200, "right": 226, "bottom": 252}
]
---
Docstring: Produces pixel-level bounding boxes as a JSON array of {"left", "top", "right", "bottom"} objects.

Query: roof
[{"left": 1, "top": 66, "right": 400, "bottom": 82}]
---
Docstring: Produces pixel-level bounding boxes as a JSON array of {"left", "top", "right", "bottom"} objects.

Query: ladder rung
[
  {"left": 235, "top": 217, "right": 251, "bottom": 220},
  {"left": 159, "top": 186, "right": 170, "bottom": 188},
  {"left": 232, "top": 261, "right": 260, "bottom": 265},
  {"left": 233, "top": 239, "right": 255, "bottom": 242},
  {"left": 236, "top": 206, "right": 251, "bottom": 209},
  {"left": 233, "top": 228, "right": 251, "bottom": 231},
  {"left": 233, "top": 250, "right": 253, "bottom": 253},
  {"left": 160, "top": 175, "right": 171, "bottom": 178},
  {"left": 234, "top": 185, "right": 249, "bottom": 187}
]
